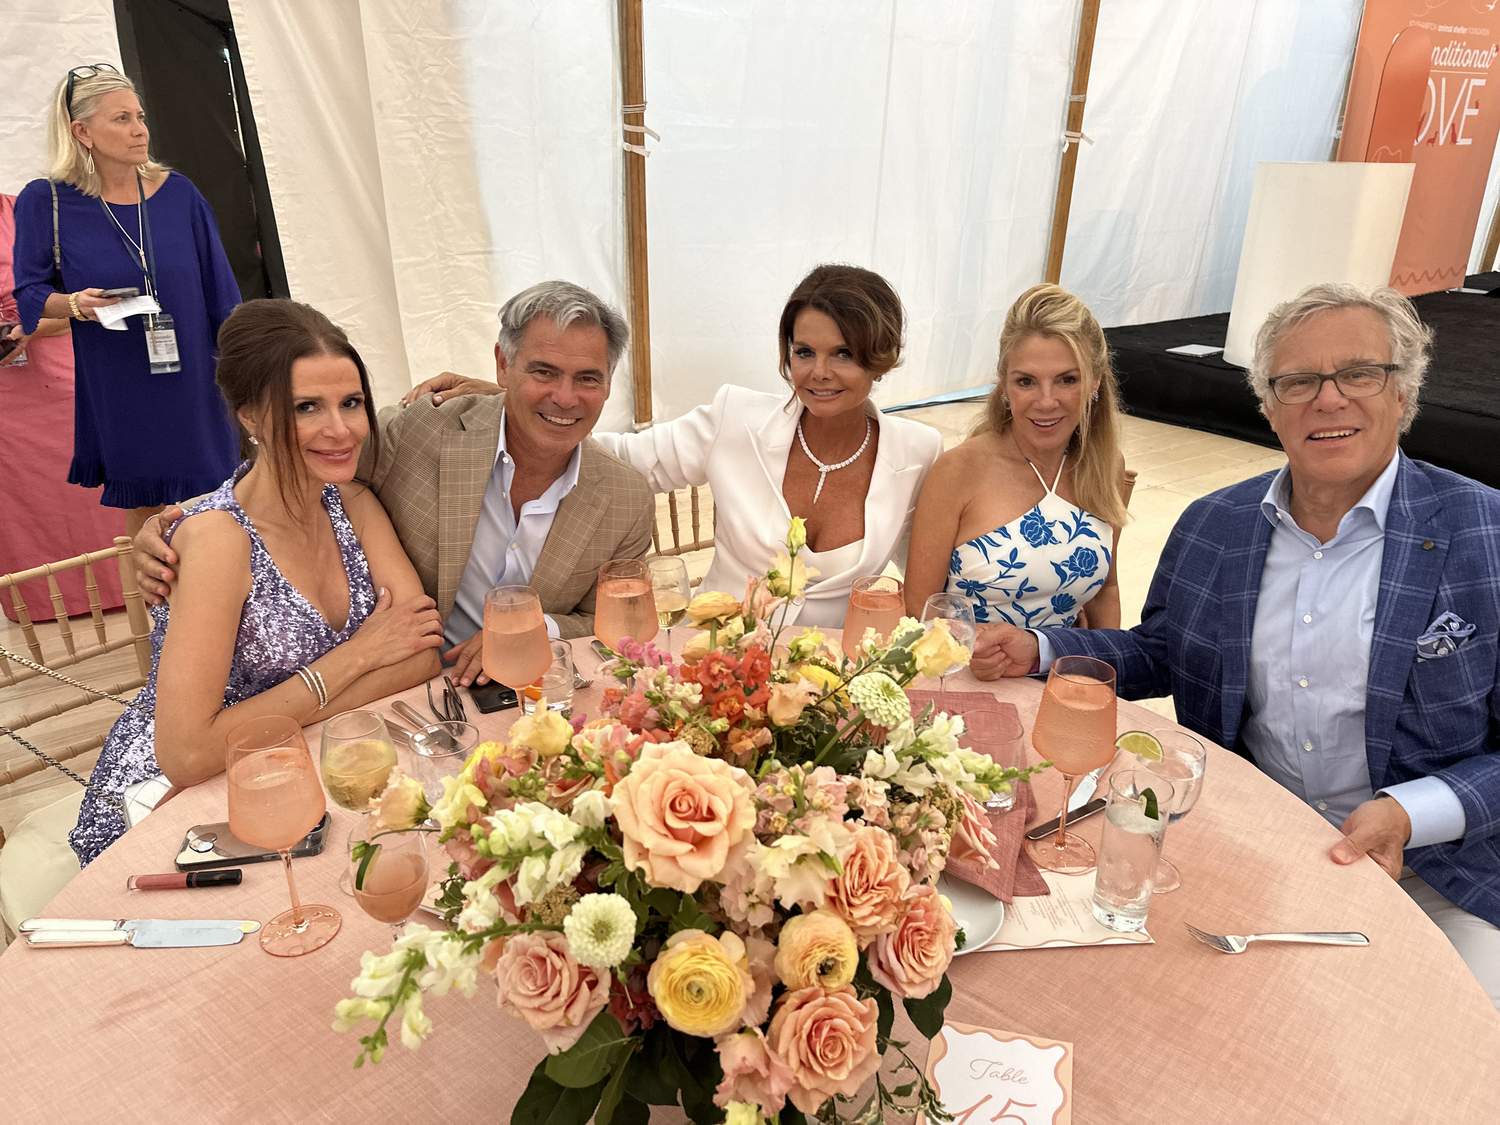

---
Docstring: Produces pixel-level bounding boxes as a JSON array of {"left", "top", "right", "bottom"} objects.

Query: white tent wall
[
  {"left": 1061, "top": 0, "right": 1364, "bottom": 328},
  {"left": 0, "top": 1, "right": 120, "bottom": 196}
]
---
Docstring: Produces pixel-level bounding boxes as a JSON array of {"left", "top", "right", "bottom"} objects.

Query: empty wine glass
[
  {"left": 1145, "top": 729, "right": 1206, "bottom": 893},
  {"left": 648, "top": 556, "right": 691, "bottom": 653},
  {"left": 226, "top": 716, "right": 340, "bottom": 957},
  {"left": 349, "top": 815, "right": 430, "bottom": 941},
  {"left": 919, "top": 592, "right": 977, "bottom": 710},
  {"left": 1023, "top": 655, "right": 1118, "bottom": 874}
]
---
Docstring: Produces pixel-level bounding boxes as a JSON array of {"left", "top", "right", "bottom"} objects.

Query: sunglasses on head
[{"left": 65, "top": 63, "right": 120, "bottom": 112}]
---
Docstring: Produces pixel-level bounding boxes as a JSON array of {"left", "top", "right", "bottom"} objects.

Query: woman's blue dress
[{"left": 11, "top": 172, "right": 241, "bottom": 508}]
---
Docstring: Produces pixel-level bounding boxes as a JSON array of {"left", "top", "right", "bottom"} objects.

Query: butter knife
[{"left": 392, "top": 701, "right": 459, "bottom": 752}]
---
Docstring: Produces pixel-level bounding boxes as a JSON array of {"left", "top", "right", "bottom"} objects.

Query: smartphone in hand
[{"left": 99, "top": 287, "right": 141, "bottom": 299}]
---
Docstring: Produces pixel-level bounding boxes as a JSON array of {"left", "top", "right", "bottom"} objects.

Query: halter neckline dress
[{"left": 944, "top": 455, "right": 1114, "bottom": 629}]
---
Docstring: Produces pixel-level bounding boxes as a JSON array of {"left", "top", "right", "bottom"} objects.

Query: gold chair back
[{"left": 647, "top": 487, "right": 716, "bottom": 587}]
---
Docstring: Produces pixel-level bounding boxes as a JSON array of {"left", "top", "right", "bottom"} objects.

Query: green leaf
[
  {"left": 545, "top": 1010, "right": 629, "bottom": 1088},
  {"left": 645, "top": 887, "right": 681, "bottom": 919},
  {"left": 669, "top": 894, "right": 721, "bottom": 935},
  {"left": 876, "top": 985, "right": 895, "bottom": 1045},
  {"left": 902, "top": 973, "right": 953, "bottom": 1039},
  {"left": 675, "top": 1032, "right": 726, "bottom": 1124},
  {"left": 632, "top": 1027, "right": 685, "bottom": 1105},
  {"left": 613, "top": 1096, "right": 650, "bottom": 1125},
  {"left": 778, "top": 1107, "right": 809, "bottom": 1125},
  {"left": 546, "top": 1080, "right": 607, "bottom": 1125},
  {"left": 594, "top": 1060, "right": 631, "bottom": 1125},
  {"left": 513, "top": 1060, "right": 592, "bottom": 1125}
]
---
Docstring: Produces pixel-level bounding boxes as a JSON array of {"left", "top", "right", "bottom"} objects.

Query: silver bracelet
[{"left": 295, "top": 666, "right": 328, "bottom": 710}]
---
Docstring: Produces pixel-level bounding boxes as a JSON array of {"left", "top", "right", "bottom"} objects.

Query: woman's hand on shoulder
[
  {"left": 349, "top": 585, "right": 444, "bottom": 671},
  {"left": 400, "top": 371, "right": 500, "bottom": 408},
  {"left": 169, "top": 510, "right": 251, "bottom": 599}
]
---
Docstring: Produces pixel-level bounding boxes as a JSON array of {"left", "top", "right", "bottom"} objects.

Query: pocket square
[{"left": 1416, "top": 610, "right": 1476, "bottom": 661}]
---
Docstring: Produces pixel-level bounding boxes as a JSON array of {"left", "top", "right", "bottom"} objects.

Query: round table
[{"left": 2, "top": 637, "right": 1497, "bottom": 1123}]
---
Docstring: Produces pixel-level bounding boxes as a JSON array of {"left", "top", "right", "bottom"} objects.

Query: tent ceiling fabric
[{"left": 0, "top": 0, "right": 120, "bottom": 197}]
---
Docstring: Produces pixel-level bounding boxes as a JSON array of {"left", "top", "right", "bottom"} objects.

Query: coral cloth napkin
[{"left": 907, "top": 691, "right": 1049, "bottom": 901}]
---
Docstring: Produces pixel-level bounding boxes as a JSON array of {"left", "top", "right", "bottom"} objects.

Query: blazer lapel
[
  {"left": 746, "top": 400, "right": 798, "bottom": 520},
  {"left": 531, "top": 441, "right": 610, "bottom": 610},
  {"left": 436, "top": 399, "right": 503, "bottom": 618},
  {"left": 1218, "top": 496, "right": 1275, "bottom": 750},
  {"left": 1365, "top": 455, "right": 1445, "bottom": 786}
]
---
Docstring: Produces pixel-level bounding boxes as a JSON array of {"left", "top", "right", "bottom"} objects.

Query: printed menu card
[
  {"left": 977, "top": 871, "right": 1153, "bottom": 950},
  {"left": 925, "top": 1021, "right": 1073, "bottom": 1124}
]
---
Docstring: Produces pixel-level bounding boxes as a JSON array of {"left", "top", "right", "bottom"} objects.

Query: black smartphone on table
[{"left": 467, "top": 680, "right": 519, "bottom": 713}]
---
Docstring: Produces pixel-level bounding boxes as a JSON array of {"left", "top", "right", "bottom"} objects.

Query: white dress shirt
[{"left": 444, "top": 411, "right": 580, "bottom": 646}]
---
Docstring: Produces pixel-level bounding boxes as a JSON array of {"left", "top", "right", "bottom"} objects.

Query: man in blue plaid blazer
[{"left": 975, "top": 284, "right": 1500, "bottom": 1009}]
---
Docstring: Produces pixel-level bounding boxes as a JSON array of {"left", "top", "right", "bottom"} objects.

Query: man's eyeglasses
[
  {"left": 1266, "top": 363, "right": 1398, "bottom": 405},
  {"left": 65, "top": 63, "right": 120, "bottom": 112}
]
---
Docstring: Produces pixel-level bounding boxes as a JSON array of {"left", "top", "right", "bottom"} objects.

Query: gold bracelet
[{"left": 67, "top": 293, "right": 83, "bottom": 320}]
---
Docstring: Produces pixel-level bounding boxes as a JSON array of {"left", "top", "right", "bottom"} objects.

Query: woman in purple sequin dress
[{"left": 72, "top": 301, "right": 445, "bottom": 865}]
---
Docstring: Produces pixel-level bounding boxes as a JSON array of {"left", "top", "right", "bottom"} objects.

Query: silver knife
[
  {"left": 391, "top": 701, "right": 459, "bottom": 752},
  {"left": 1026, "top": 797, "right": 1107, "bottom": 840},
  {"left": 21, "top": 918, "right": 260, "bottom": 949}
]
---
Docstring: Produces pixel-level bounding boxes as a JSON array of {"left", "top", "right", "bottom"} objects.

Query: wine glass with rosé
[
  {"left": 483, "top": 585, "right": 553, "bottom": 689},
  {"left": 595, "top": 559, "right": 659, "bottom": 652},
  {"left": 226, "top": 716, "right": 341, "bottom": 956},
  {"left": 1023, "top": 655, "right": 1118, "bottom": 874},
  {"left": 843, "top": 576, "right": 904, "bottom": 656},
  {"left": 349, "top": 816, "right": 430, "bottom": 941}
]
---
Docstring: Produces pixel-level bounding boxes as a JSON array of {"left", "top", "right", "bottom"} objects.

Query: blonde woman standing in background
[{"left": 905, "top": 284, "right": 1128, "bottom": 637}]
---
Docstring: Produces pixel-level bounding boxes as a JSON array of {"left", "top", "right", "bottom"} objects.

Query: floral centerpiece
[{"left": 335, "top": 519, "right": 1047, "bottom": 1125}]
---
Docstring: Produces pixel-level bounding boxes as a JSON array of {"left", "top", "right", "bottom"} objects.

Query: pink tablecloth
[{"left": 1, "top": 639, "right": 1497, "bottom": 1123}]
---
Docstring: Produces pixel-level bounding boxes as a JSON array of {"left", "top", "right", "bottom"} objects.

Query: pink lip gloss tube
[{"left": 126, "top": 870, "right": 244, "bottom": 890}]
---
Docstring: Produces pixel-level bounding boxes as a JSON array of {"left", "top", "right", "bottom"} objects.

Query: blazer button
[{"left": 1421, "top": 540, "right": 1434, "bottom": 550}]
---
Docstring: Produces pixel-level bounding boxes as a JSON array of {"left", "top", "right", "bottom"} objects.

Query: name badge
[{"left": 147, "top": 312, "right": 182, "bottom": 374}]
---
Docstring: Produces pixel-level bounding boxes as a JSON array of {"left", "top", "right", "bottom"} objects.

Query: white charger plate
[{"left": 938, "top": 873, "right": 1006, "bottom": 954}]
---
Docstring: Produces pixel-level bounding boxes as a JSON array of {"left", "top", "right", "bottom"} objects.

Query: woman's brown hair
[
  {"left": 974, "top": 283, "right": 1128, "bottom": 528},
  {"left": 215, "top": 299, "right": 379, "bottom": 515},
  {"left": 777, "top": 264, "right": 905, "bottom": 382}
]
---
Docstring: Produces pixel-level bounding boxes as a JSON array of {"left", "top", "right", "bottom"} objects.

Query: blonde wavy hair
[
  {"left": 974, "top": 284, "right": 1128, "bottom": 528},
  {"left": 46, "top": 68, "right": 167, "bottom": 197}
]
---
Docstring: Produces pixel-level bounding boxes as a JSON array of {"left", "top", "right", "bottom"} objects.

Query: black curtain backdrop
[{"left": 114, "top": 0, "right": 286, "bottom": 301}]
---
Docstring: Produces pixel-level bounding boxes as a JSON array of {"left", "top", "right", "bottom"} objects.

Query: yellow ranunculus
[
  {"left": 687, "top": 590, "right": 742, "bottom": 626},
  {"left": 646, "top": 929, "right": 753, "bottom": 1038},
  {"left": 508, "top": 707, "right": 572, "bottom": 758},
  {"left": 911, "top": 617, "right": 972, "bottom": 678},
  {"left": 775, "top": 909, "right": 858, "bottom": 991},
  {"left": 795, "top": 663, "right": 848, "bottom": 707}
]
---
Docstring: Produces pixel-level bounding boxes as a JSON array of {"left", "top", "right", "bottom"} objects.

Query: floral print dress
[{"left": 944, "top": 457, "right": 1114, "bottom": 629}]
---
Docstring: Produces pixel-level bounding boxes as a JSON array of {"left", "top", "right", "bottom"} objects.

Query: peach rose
[
  {"left": 948, "top": 790, "right": 1000, "bottom": 868},
  {"left": 774, "top": 909, "right": 858, "bottom": 991},
  {"left": 493, "top": 931, "right": 610, "bottom": 1054},
  {"left": 825, "top": 826, "right": 910, "bottom": 945},
  {"left": 715, "top": 1027, "right": 795, "bottom": 1117},
  {"left": 768, "top": 985, "right": 881, "bottom": 1114},
  {"left": 612, "top": 741, "right": 757, "bottom": 892},
  {"left": 865, "top": 883, "right": 957, "bottom": 999}
]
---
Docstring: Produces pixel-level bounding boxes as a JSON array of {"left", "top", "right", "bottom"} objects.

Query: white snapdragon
[
  {"left": 399, "top": 994, "right": 433, "bottom": 1050},
  {"left": 862, "top": 747, "right": 899, "bottom": 780},
  {"left": 569, "top": 788, "right": 612, "bottom": 829}
]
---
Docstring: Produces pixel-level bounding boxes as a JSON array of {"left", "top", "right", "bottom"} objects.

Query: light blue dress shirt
[
  {"left": 444, "top": 411, "right": 580, "bottom": 647},
  {"left": 1036, "top": 452, "right": 1466, "bottom": 849}
]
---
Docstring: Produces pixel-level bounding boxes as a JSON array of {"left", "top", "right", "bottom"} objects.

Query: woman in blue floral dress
[{"left": 905, "top": 284, "right": 1129, "bottom": 640}]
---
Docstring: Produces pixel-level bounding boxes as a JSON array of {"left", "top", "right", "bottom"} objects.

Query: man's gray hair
[
  {"left": 1247, "top": 282, "right": 1432, "bottom": 434},
  {"left": 497, "top": 281, "right": 630, "bottom": 373}
]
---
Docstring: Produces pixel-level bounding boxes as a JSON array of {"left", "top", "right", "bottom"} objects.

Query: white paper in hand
[{"left": 95, "top": 295, "right": 162, "bottom": 331}]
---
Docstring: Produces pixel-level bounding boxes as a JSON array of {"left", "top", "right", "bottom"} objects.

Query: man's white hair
[
  {"left": 1247, "top": 282, "right": 1432, "bottom": 434},
  {"left": 497, "top": 281, "right": 629, "bottom": 374}
]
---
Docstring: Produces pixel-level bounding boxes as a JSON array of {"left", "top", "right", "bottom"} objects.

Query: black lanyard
[{"left": 97, "top": 173, "right": 161, "bottom": 302}]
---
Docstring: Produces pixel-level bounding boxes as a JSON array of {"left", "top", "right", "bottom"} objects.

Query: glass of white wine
[
  {"left": 648, "top": 556, "right": 691, "bottom": 654},
  {"left": 319, "top": 710, "right": 398, "bottom": 813}
]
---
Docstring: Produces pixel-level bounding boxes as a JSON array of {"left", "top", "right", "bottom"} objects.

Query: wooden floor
[{"left": 0, "top": 413, "right": 1286, "bottom": 839}]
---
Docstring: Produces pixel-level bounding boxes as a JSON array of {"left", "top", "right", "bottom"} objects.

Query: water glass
[
  {"left": 1146, "top": 730, "right": 1206, "bottom": 893},
  {"left": 961, "top": 708, "right": 1025, "bottom": 813},
  {"left": 1091, "top": 767, "right": 1175, "bottom": 933},
  {"left": 523, "top": 642, "right": 576, "bottom": 715},
  {"left": 408, "top": 721, "right": 481, "bottom": 804}
]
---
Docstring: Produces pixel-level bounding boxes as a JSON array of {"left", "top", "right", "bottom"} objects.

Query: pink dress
[{"left": 0, "top": 193, "right": 125, "bottom": 621}]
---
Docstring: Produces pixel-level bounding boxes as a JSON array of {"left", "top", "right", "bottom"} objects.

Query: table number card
[
  {"left": 978, "top": 871, "right": 1153, "bottom": 950},
  {"left": 925, "top": 1021, "right": 1073, "bottom": 1124}
]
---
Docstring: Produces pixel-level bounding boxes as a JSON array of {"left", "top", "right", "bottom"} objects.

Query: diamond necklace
[{"left": 796, "top": 413, "right": 872, "bottom": 503}]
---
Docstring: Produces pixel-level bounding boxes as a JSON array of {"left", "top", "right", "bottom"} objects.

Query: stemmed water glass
[
  {"left": 226, "top": 716, "right": 341, "bottom": 957},
  {"left": 349, "top": 816, "right": 430, "bottom": 941},
  {"left": 648, "top": 557, "right": 691, "bottom": 653},
  {"left": 483, "top": 585, "right": 553, "bottom": 689},
  {"left": 595, "top": 559, "right": 659, "bottom": 651},
  {"left": 1023, "top": 655, "right": 1118, "bottom": 874},
  {"left": 1145, "top": 730, "right": 1206, "bottom": 893},
  {"left": 919, "top": 593, "right": 977, "bottom": 710}
]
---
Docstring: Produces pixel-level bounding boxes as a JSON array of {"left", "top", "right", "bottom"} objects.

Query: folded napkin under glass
[{"left": 907, "top": 690, "right": 1049, "bottom": 902}]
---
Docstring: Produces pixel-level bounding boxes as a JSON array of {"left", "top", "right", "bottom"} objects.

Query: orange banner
[{"left": 1339, "top": 2, "right": 1500, "bottom": 293}]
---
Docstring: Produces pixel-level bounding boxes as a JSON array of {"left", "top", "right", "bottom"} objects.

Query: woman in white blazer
[{"left": 593, "top": 266, "right": 943, "bottom": 627}]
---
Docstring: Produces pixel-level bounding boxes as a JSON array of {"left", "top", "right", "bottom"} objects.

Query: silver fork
[{"left": 1185, "top": 923, "right": 1369, "bottom": 954}]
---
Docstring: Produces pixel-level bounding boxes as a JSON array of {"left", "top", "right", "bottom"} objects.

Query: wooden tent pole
[
  {"left": 619, "top": 0, "right": 653, "bottom": 428},
  {"left": 1044, "top": 0, "right": 1102, "bottom": 285}
]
